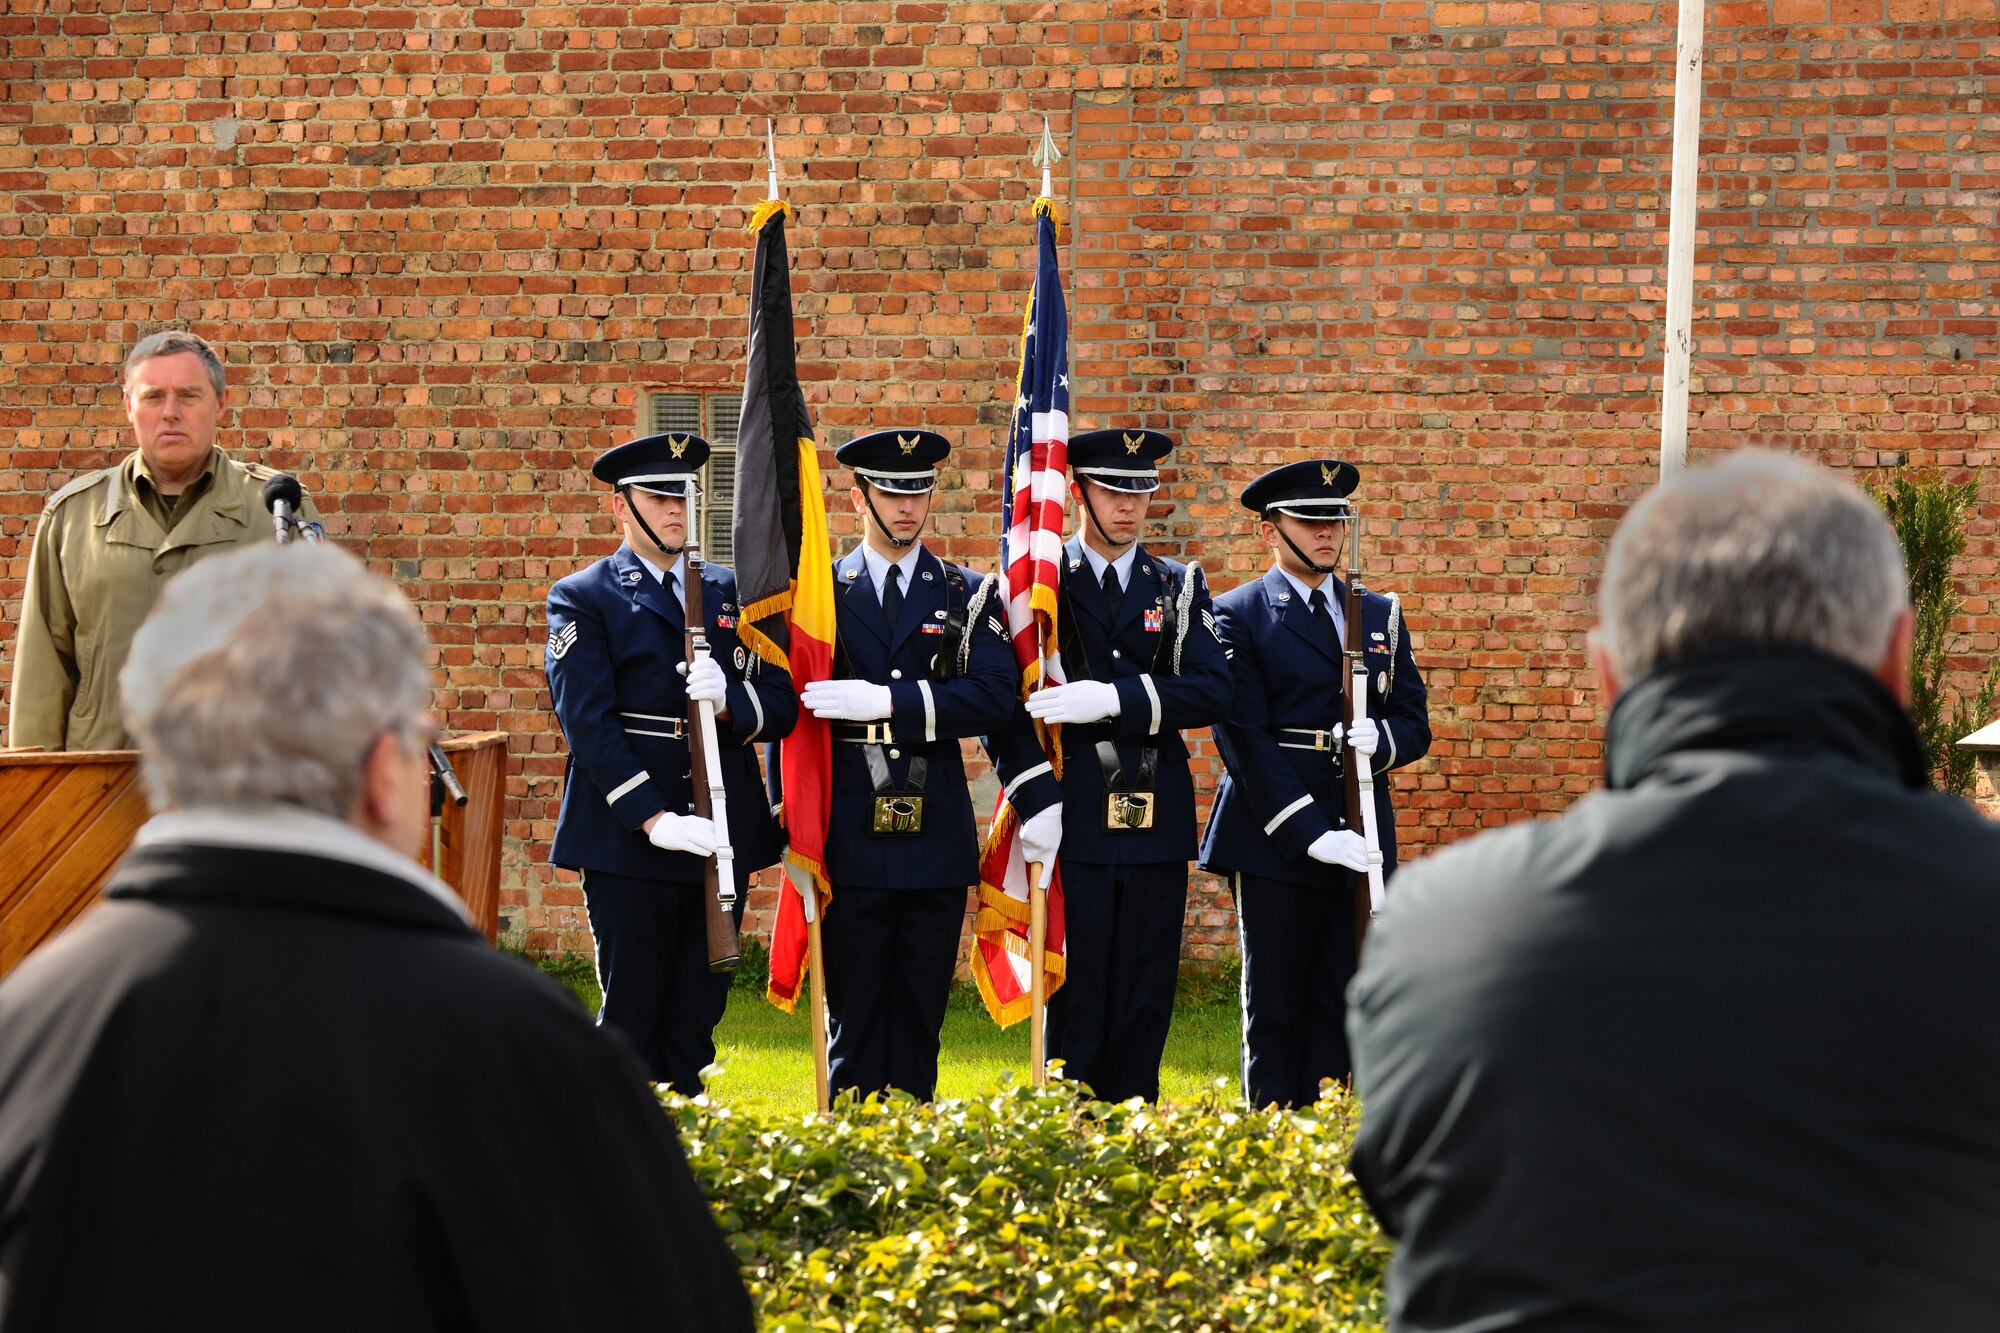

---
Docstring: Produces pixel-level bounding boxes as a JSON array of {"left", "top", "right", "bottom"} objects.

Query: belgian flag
[{"left": 729, "top": 200, "right": 834, "bottom": 1013}]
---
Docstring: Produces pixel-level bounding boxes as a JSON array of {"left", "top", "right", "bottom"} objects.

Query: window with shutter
[
  {"left": 646, "top": 392, "right": 739, "bottom": 566},
  {"left": 704, "top": 396, "right": 739, "bottom": 565}
]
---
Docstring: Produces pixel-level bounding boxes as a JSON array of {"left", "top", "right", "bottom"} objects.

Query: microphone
[
  {"left": 428, "top": 740, "right": 468, "bottom": 809},
  {"left": 262, "top": 473, "right": 305, "bottom": 546}
]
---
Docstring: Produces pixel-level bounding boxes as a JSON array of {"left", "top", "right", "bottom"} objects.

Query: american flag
[
  {"left": 1000, "top": 201, "right": 1071, "bottom": 693},
  {"left": 971, "top": 198, "right": 1069, "bottom": 1026}
]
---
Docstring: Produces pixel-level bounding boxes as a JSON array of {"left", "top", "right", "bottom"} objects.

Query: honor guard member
[
  {"left": 991, "top": 428, "right": 1232, "bottom": 1102},
  {"left": 543, "top": 433, "right": 797, "bottom": 1092},
  {"left": 798, "top": 428, "right": 1022, "bottom": 1102},
  {"left": 1198, "top": 460, "right": 1430, "bottom": 1109}
]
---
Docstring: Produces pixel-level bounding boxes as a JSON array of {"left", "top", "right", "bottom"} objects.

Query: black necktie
[
  {"left": 883, "top": 564, "right": 903, "bottom": 627},
  {"left": 1309, "top": 586, "right": 1339, "bottom": 653},
  {"left": 664, "top": 569, "right": 683, "bottom": 626},
  {"left": 1101, "top": 563, "right": 1120, "bottom": 606}
]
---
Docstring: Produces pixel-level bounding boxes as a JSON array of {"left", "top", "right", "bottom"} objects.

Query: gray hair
[
  {"left": 121, "top": 544, "right": 433, "bottom": 817},
  {"left": 1599, "top": 451, "right": 1908, "bottom": 679},
  {"left": 123, "top": 330, "right": 226, "bottom": 400}
]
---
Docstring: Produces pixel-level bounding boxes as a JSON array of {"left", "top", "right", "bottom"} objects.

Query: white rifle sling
[{"left": 1350, "top": 654, "right": 1388, "bottom": 916}]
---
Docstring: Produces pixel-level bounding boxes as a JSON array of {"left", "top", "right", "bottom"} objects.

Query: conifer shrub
[
  {"left": 1878, "top": 471, "right": 2000, "bottom": 795},
  {"left": 665, "top": 1078, "right": 1392, "bottom": 1331}
]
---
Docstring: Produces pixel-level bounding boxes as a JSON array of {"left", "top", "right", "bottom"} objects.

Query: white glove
[
  {"left": 1023, "top": 680, "right": 1122, "bottom": 725},
  {"left": 801, "top": 679, "right": 894, "bottom": 722},
  {"left": 648, "top": 812, "right": 722, "bottom": 857},
  {"left": 1307, "top": 830, "right": 1371, "bottom": 873},
  {"left": 1020, "top": 805, "right": 1063, "bottom": 866},
  {"left": 1345, "top": 716, "right": 1379, "bottom": 757},
  {"left": 679, "top": 655, "right": 729, "bottom": 705}
]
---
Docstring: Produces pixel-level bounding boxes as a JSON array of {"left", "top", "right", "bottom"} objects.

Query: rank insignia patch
[{"left": 548, "top": 622, "right": 579, "bottom": 661}]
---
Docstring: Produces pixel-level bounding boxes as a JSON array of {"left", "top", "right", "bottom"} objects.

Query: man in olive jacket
[
  {"left": 1350, "top": 452, "right": 2000, "bottom": 1333},
  {"left": 7, "top": 329, "right": 318, "bottom": 751}
]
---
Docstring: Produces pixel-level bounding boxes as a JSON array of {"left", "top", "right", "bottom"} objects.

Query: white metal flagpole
[{"left": 1659, "top": 0, "right": 1707, "bottom": 478}]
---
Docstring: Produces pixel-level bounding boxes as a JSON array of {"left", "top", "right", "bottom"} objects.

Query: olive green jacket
[{"left": 6, "top": 449, "right": 320, "bottom": 752}]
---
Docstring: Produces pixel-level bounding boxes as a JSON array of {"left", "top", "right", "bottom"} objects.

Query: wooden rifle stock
[{"left": 684, "top": 554, "right": 743, "bottom": 973}]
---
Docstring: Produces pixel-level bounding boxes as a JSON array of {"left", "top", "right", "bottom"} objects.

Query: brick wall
[{"left": 3, "top": 1, "right": 1995, "bottom": 966}]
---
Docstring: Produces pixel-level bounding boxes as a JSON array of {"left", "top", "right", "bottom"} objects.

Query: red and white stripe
[{"left": 1002, "top": 411, "right": 1069, "bottom": 685}]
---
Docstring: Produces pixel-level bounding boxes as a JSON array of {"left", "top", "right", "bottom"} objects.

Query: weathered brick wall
[{"left": 2, "top": 1, "right": 1995, "bottom": 966}]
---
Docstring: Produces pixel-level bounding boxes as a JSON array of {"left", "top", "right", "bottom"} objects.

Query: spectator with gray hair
[
  {"left": 0, "top": 543, "right": 753, "bottom": 1331},
  {"left": 1348, "top": 452, "right": 2000, "bottom": 1333},
  {"left": 7, "top": 329, "right": 321, "bottom": 752}
]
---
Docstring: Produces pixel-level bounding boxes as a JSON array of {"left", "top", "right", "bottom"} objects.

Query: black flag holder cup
[
  {"left": 1343, "top": 514, "right": 1388, "bottom": 928},
  {"left": 261, "top": 473, "right": 467, "bottom": 813}
]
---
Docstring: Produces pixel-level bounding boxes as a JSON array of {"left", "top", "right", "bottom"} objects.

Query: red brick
[{"left": 3, "top": 2, "right": 1996, "bottom": 963}]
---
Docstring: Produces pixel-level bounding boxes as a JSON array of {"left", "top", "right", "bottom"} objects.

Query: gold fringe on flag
[{"left": 747, "top": 198, "right": 794, "bottom": 234}]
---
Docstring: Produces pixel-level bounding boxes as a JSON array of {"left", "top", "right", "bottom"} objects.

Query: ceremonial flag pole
[
  {"left": 1659, "top": 0, "right": 1706, "bottom": 478},
  {"left": 971, "top": 118, "right": 1071, "bottom": 1085},
  {"left": 734, "top": 121, "right": 834, "bottom": 1112},
  {"left": 1026, "top": 120, "right": 1060, "bottom": 1086}
]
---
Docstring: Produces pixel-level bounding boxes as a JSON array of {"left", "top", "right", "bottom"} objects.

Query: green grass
[{"left": 514, "top": 947, "right": 1245, "bottom": 1117}]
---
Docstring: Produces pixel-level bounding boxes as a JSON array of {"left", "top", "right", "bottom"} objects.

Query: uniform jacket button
[{"left": 890, "top": 668, "right": 903, "bottom": 680}]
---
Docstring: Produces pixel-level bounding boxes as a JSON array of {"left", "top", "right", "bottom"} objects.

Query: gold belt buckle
[
  {"left": 1103, "top": 790, "right": 1156, "bottom": 832},
  {"left": 871, "top": 794, "right": 926, "bottom": 835}
]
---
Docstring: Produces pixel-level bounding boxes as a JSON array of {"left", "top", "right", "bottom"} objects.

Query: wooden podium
[{"left": 0, "top": 732, "right": 508, "bottom": 977}]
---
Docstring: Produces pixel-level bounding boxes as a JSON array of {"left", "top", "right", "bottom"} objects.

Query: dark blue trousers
[
  {"left": 821, "top": 885, "right": 964, "bottom": 1102},
  {"left": 583, "top": 869, "right": 744, "bottom": 1094},
  {"left": 1046, "top": 859, "right": 1188, "bottom": 1103},
  {"left": 1234, "top": 870, "right": 1358, "bottom": 1109}
]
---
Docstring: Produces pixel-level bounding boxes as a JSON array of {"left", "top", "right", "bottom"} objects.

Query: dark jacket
[
  {"left": 990, "top": 537, "right": 1233, "bottom": 864},
  {"left": 0, "top": 826, "right": 754, "bottom": 1332},
  {"left": 816, "top": 543, "right": 1021, "bottom": 890},
  {"left": 1200, "top": 567, "right": 1430, "bottom": 886},
  {"left": 546, "top": 545, "right": 795, "bottom": 881},
  {"left": 1349, "top": 645, "right": 2000, "bottom": 1333}
]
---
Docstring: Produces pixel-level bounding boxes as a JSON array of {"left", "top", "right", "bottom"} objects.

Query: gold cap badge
[
  {"left": 898, "top": 434, "right": 920, "bottom": 455},
  {"left": 1321, "top": 463, "right": 1337, "bottom": 485},
  {"left": 669, "top": 435, "right": 689, "bottom": 458},
  {"left": 1124, "top": 432, "right": 1145, "bottom": 455}
]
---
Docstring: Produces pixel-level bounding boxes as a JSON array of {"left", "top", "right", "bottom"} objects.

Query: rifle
[
  {"left": 683, "top": 546, "right": 743, "bottom": 973},
  {"left": 1342, "top": 514, "right": 1388, "bottom": 954}
]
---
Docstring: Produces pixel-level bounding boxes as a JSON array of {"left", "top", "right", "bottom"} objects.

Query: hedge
[{"left": 664, "top": 1077, "right": 1392, "bottom": 1331}]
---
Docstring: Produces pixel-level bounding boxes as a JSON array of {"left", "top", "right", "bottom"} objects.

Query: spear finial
[
  {"left": 1031, "top": 116, "right": 1061, "bottom": 199},
  {"left": 766, "top": 119, "right": 780, "bottom": 201}
]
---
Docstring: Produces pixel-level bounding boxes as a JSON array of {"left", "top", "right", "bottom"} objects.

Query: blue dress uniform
[
  {"left": 1198, "top": 460, "right": 1431, "bottom": 1108},
  {"left": 804, "top": 430, "right": 1023, "bottom": 1102},
  {"left": 545, "top": 434, "right": 797, "bottom": 1092},
  {"left": 992, "top": 429, "right": 1233, "bottom": 1102}
]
